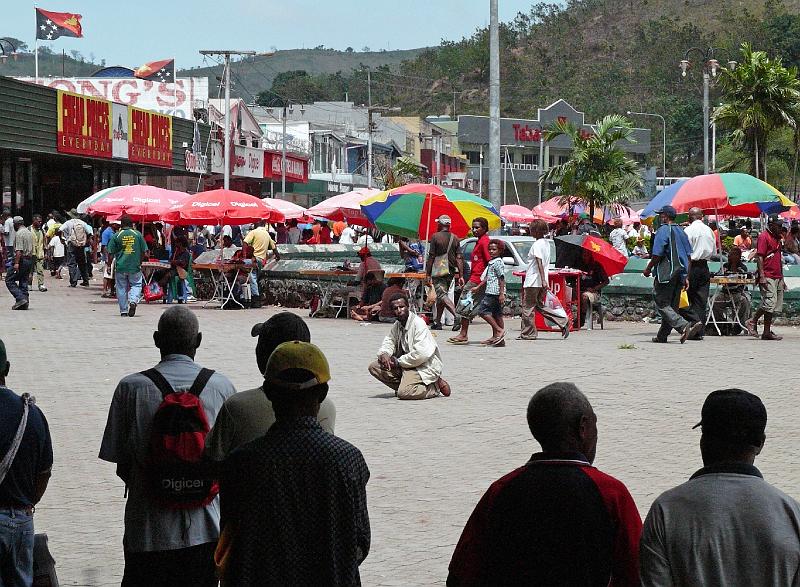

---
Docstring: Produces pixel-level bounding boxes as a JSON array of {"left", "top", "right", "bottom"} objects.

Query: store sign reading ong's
[
  {"left": 56, "top": 90, "right": 173, "bottom": 168},
  {"left": 129, "top": 107, "right": 173, "bottom": 167},
  {"left": 57, "top": 90, "right": 112, "bottom": 158}
]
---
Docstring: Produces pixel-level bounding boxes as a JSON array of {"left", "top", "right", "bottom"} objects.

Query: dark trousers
[
  {"left": 679, "top": 261, "right": 711, "bottom": 335},
  {"left": 654, "top": 274, "right": 689, "bottom": 340},
  {"left": 67, "top": 243, "right": 89, "bottom": 285},
  {"left": 5, "top": 257, "right": 32, "bottom": 302},
  {"left": 122, "top": 542, "right": 218, "bottom": 587}
]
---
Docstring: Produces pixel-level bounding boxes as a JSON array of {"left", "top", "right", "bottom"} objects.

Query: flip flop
[
  {"left": 490, "top": 336, "right": 506, "bottom": 347},
  {"left": 447, "top": 338, "right": 469, "bottom": 345}
]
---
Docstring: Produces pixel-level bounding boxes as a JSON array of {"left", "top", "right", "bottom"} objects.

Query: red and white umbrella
[
  {"left": 87, "top": 185, "right": 188, "bottom": 221},
  {"left": 305, "top": 188, "right": 380, "bottom": 227},
  {"left": 261, "top": 198, "right": 309, "bottom": 220},
  {"left": 500, "top": 204, "right": 535, "bottom": 224},
  {"left": 161, "top": 189, "right": 285, "bottom": 226}
]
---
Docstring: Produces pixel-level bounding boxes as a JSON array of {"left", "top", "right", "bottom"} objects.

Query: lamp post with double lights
[
  {"left": 0, "top": 38, "right": 18, "bottom": 64},
  {"left": 679, "top": 47, "right": 737, "bottom": 174}
]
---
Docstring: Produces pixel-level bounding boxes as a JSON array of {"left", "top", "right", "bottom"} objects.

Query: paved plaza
[{"left": 2, "top": 276, "right": 800, "bottom": 586}]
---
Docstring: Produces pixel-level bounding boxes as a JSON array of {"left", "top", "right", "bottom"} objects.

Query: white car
[{"left": 460, "top": 235, "right": 556, "bottom": 281}]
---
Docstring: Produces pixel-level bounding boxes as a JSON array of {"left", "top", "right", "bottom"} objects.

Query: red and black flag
[
  {"left": 35, "top": 8, "right": 83, "bottom": 40},
  {"left": 134, "top": 59, "right": 175, "bottom": 82}
]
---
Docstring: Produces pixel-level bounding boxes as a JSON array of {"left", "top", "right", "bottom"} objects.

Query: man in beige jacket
[{"left": 368, "top": 293, "right": 451, "bottom": 399}]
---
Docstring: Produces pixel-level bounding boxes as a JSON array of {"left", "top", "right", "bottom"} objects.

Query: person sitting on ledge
[{"left": 350, "top": 272, "right": 387, "bottom": 321}]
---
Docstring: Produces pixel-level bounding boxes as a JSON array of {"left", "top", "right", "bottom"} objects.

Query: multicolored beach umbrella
[
  {"left": 641, "top": 173, "right": 794, "bottom": 219},
  {"left": 359, "top": 183, "right": 501, "bottom": 240}
]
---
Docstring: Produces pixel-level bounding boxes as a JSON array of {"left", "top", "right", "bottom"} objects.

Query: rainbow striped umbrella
[
  {"left": 642, "top": 173, "right": 794, "bottom": 219},
  {"left": 359, "top": 183, "right": 501, "bottom": 239}
]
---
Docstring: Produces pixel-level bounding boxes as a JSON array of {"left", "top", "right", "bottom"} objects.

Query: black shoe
[
  {"left": 128, "top": 302, "right": 137, "bottom": 317},
  {"left": 120, "top": 312, "right": 128, "bottom": 317},
  {"left": 681, "top": 322, "right": 703, "bottom": 344},
  {"left": 651, "top": 337, "right": 669, "bottom": 343},
  {"left": 80, "top": 282, "right": 90, "bottom": 287},
  {"left": 12, "top": 299, "right": 27, "bottom": 310},
  {"left": 451, "top": 322, "right": 461, "bottom": 332},
  {"left": 430, "top": 322, "right": 443, "bottom": 330},
  {"left": 69, "top": 283, "right": 77, "bottom": 288}
]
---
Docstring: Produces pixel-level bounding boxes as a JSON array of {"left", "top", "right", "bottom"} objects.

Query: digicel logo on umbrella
[
  {"left": 191, "top": 201, "right": 221, "bottom": 207},
  {"left": 230, "top": 201, "right": 258, "bottom": 208}
]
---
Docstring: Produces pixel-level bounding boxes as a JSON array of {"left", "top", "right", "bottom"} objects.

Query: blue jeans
[
  {"left": 0, "top": 508, "right": 34, "bottom": 587},
  {"left": 249, "top": 269, "right": 259, "bottom": 297},
  {"left": 116, "top": 271, "right": 143, "bottom": 314},
  {"left": 5, "top": 258, "right": 32, "bottom": 303}
]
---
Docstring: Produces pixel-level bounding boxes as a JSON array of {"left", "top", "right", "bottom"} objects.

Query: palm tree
[
  {"left": 714, "top": 43, "right": 800, "bottom": 181},
  {"left": 539, "top": 114, "right": 643, "bottom": 219}
]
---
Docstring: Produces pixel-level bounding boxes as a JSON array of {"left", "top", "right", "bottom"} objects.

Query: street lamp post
[
  {"left": 627, "top": 110, "right": 666, "bottom": 179},
  {"left": 366, "top": 106, "right": 400, "bottom": 188},
  {"left": 0, "top": 38, "right": 18, "bottom": 64},
  {"left": 679, "top": 47, "right": 737, "bottom": 174}
]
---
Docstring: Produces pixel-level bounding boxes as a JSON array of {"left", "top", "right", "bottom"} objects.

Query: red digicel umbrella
[
  {"left": 500, "top": 204, "right": 535, "bottom": 224},
  {"left": 87, "top": 185, "right": 188, "bottom": 221},
  {"left": 261, "top": 198, "right": 310, "bottom": 220},
  {"left": 305, "top": 188, "right": 380, "bottom": 227},
  {"left": 161, "top": 189, "right": 285, "bottom": 226},
  {"left": 554, "top": 234, "right": 628, "bottom": 277}
]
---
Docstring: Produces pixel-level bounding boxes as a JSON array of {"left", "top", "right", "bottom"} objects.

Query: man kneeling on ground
[{"left": 368, "top": 293, "right": 451, "bottom": 399}]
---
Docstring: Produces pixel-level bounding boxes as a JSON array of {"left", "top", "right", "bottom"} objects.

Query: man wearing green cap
[
  {"left": 220, "top": 341, "right": 370, "bottom": 586},
  {"left": 0, "top": 338, "right": 53, "bottom": 586}
]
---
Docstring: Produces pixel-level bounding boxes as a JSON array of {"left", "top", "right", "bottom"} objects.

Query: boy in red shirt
[{"left": 746, "top": 215, "right": 785, "bottom": 340}]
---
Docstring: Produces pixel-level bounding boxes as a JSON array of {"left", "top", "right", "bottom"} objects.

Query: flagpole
[
  {"left": 173, "top": 58, "right": 177, "bottom": 116},
  {"left": 34, "top": 38, "right": 39, "bottom": 83}
]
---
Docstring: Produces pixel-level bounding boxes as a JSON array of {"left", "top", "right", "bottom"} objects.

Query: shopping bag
[
  {"left": 424, "top": 284, "right": 437, "bottom": 305},
  {"left": 679, "top": 289, "right": 690, "bottom": 309},
  {"left": 542, "top": 290, "right": 568, "bottom": 328},
  {"left": 455, "top": 291, "right": 475, "bottom": 316},
  {"left": 143, "top": 282, "right": 164, "bottom": 302}
]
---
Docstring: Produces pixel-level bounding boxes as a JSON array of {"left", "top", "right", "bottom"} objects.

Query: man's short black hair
[
  {"left": 527, "top": 382, "right": 593, "bottom": 450},
  {"left": 387, "top": 292, "right": 408, "bottom": 306},
  {"left": 120, "top": 215, "right": 133, "bottom": 228}
]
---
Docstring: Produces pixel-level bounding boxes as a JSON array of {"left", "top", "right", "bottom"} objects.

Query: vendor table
[
  {"left": 140, "top": 261, "right": 171, "bottom": 301},
  {"left": 194, "top": 261, "right": 253, "bottom": 309},
  {"left": 299, "top": 270, "right": 358, "bottom": 317},
  {"left": 514, "top": 268, "right": 584, "bottom": 331},
  {"left": 706, "top": 275, "right": 755, "bottom": 336}
]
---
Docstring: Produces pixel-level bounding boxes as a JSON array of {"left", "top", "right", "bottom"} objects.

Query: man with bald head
[
  {"left": 681, "top": 207, "right": 716, "bottom": 339},
  {"left": 100, "top": 306, "right": 237, "bottom": 586},
  {"left": 448, "top": 382, "right": 642, "bottom": 586}
]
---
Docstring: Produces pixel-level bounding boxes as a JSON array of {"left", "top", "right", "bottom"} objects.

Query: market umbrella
[
  {"left": 641, "top": 173, "right": 794, "bottom": 219},
  {"left": 261, "top": 198, "right": 310, "bottom": 220},
  {"left": 500, "top": 204, "right": 535, "bottom": 224},
  {"left": 305, "top": 189, "right": 380, "bottom": 227},
  {"left": 533, "top": 197, "right": 639, "bottom": 225},
  {"left": 76, "top": 186, "right": 125, "bottom": 214},
  {"left": 87, "top": 185, "right": 188, "bottom": 221},
  {"left": 359, "top": 183, "right": 501, "bottom": 239},
  {"left": 161, "top": 189, "right": 285, "bottom": 226},
  {"left": 554, "top": 234, "right": 628, "bottom": 278},
  {"left": 780, "top": 204, "right": 800, "bottom": 221}
]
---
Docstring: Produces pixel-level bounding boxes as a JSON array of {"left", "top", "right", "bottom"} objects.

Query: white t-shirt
[
  {"left": 3, "top": 217, "right": 15, "bottom": 247},
  {"left": 48, "top": 235, "right": 65, "bottom": 257},
  {"left": 524, "top": 238, "right": 551, "bottom": 288},
  {"left": 339, "top": 226, "right": 356, "bottom": 245},
  {"left": 684, "top": 219, "right": 716, "bottom": 261},
  {"left": 610, "top": 227, "right": 629, "bottom": 257},
  {"left": 287, "top": 226, "right": 301, "bottom": 244}
]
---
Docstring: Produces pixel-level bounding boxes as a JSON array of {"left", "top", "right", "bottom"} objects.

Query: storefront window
[{"left": 1, "top": 159, "right": 10, "bottom": 210}]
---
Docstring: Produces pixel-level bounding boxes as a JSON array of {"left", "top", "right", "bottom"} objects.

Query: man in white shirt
[
  {"left": 59, "top": 216, "right": 92, "bottom": 287},
  {"left": 609, "top": 218, "right": 629, "bottom": 257},
  {"left": 368, "top": 293, "right": 451, "bottom": 400},
  {"left": 519, "top": 220, "right": 569, "bottom": 340},
  {"left": 2, "top": 208, "right": 15, "bottom": 271},
  {"left": 682, "top": 207, "right": 715, "bottom": 340},
  {"left": 339, "top": 223, "right": 356, "bottom": 245}
]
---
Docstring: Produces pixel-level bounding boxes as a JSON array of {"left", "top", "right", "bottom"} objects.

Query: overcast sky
[{"left": 7, "top": 1, "right": 534, "bottom": 69}]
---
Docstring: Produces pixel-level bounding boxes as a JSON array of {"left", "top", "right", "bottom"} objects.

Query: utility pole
[
  {"left": 488, "top": 0, "right": 501, "bottom": 211},
  {"left": 282, "top": 104, "right": 288, "bottom": 197},
  {"left": 366, "top": 105, "right": 401, "bottom": 188},
  {"left": 199, "top": 50, "right": 256, "bottom": 190},
  {"left": 367, "top": 69, "right": 373, "bottom": 188}
]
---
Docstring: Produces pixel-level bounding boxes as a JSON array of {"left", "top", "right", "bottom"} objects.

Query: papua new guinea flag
[
  {"left": 36, "top": 8, "right": 83, "bottom": 40},
  {"left": 134, "top": 59, "right": 175, "bottom": 82}
]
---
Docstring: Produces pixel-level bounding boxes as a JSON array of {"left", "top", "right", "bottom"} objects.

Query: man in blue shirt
[
  {"left": 0, "top": 338, "right": 53, "bottom": 586},
  {"left": 643, "top": 206, "right": 702, "bottom": 343}
]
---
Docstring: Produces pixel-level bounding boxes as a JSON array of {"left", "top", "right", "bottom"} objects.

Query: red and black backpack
[{"left": 140, "top": 367, "right": 218, "bottom": 509}]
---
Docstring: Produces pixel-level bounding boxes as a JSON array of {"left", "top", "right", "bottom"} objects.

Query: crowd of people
[{"left": 2, "top": 310, "right": 798, "bottom": 585}]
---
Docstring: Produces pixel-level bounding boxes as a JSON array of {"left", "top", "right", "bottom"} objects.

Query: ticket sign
[
  {"left": 56, "top": 90, "right": 112, "bottom": 158},
  {"left": 128, "top": 107, "right": 173, "bottom": 167}
]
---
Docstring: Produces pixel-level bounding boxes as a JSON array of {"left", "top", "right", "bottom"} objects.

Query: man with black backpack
[
  {"left": 0, "top": 337, "right": 53, "bottom": 587},
  {"left": 99, "top": 306, "right": 237, "bottom": 587},
  {"left": 643, "top": 205, "right": 702, "bottom": 344},
  {"left": 58, "top": 212, "right": 91, "bottom": 288}
]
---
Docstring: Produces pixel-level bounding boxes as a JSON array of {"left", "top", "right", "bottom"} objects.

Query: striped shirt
[{"left": 482, "top": 257, "right": 505, "bottom": 295}]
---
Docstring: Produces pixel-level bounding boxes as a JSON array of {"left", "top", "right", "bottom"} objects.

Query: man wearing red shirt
[
  {"left": 448, "top": 382, "right": 642, "bottom": 586},
  {"left": 448, "top": 218, "right": 491, "bottom": 344},
  {"left": 747, "top": 214, "right": 785, "bottom": 340}
]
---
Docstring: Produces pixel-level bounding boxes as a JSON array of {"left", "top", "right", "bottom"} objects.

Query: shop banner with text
[
  {"left": 128, "top": 107, "right": 173, "bottom": 167},
  {"left": 57, "top": 90, "right": 112, "bottom": 158}
]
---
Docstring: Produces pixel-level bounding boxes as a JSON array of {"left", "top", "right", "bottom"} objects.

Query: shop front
[{"left": 0, "top": 75, "right": 210, "bottom": 219}]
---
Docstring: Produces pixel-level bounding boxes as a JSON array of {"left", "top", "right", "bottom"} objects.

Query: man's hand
[
  {"left": 499, "top": 292, "right": 505, "bottom": 305},
  {"left": 643, "top": 267, "right": 651, "bottom": 278},
  {"left": 457, "top": 276, "right": 465, "bottom": 287},
  {"left": 684, "top": 277, "right": 690, "bottom": 290},
  {"left": 425, "top": 277, "right": 432, "bottom": 286},
  {"left": 759, "top": 276, "right": 768, "bottom": 286},
  {"left": 378, "top": 353, "right": 393, "bottom": 370}
]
